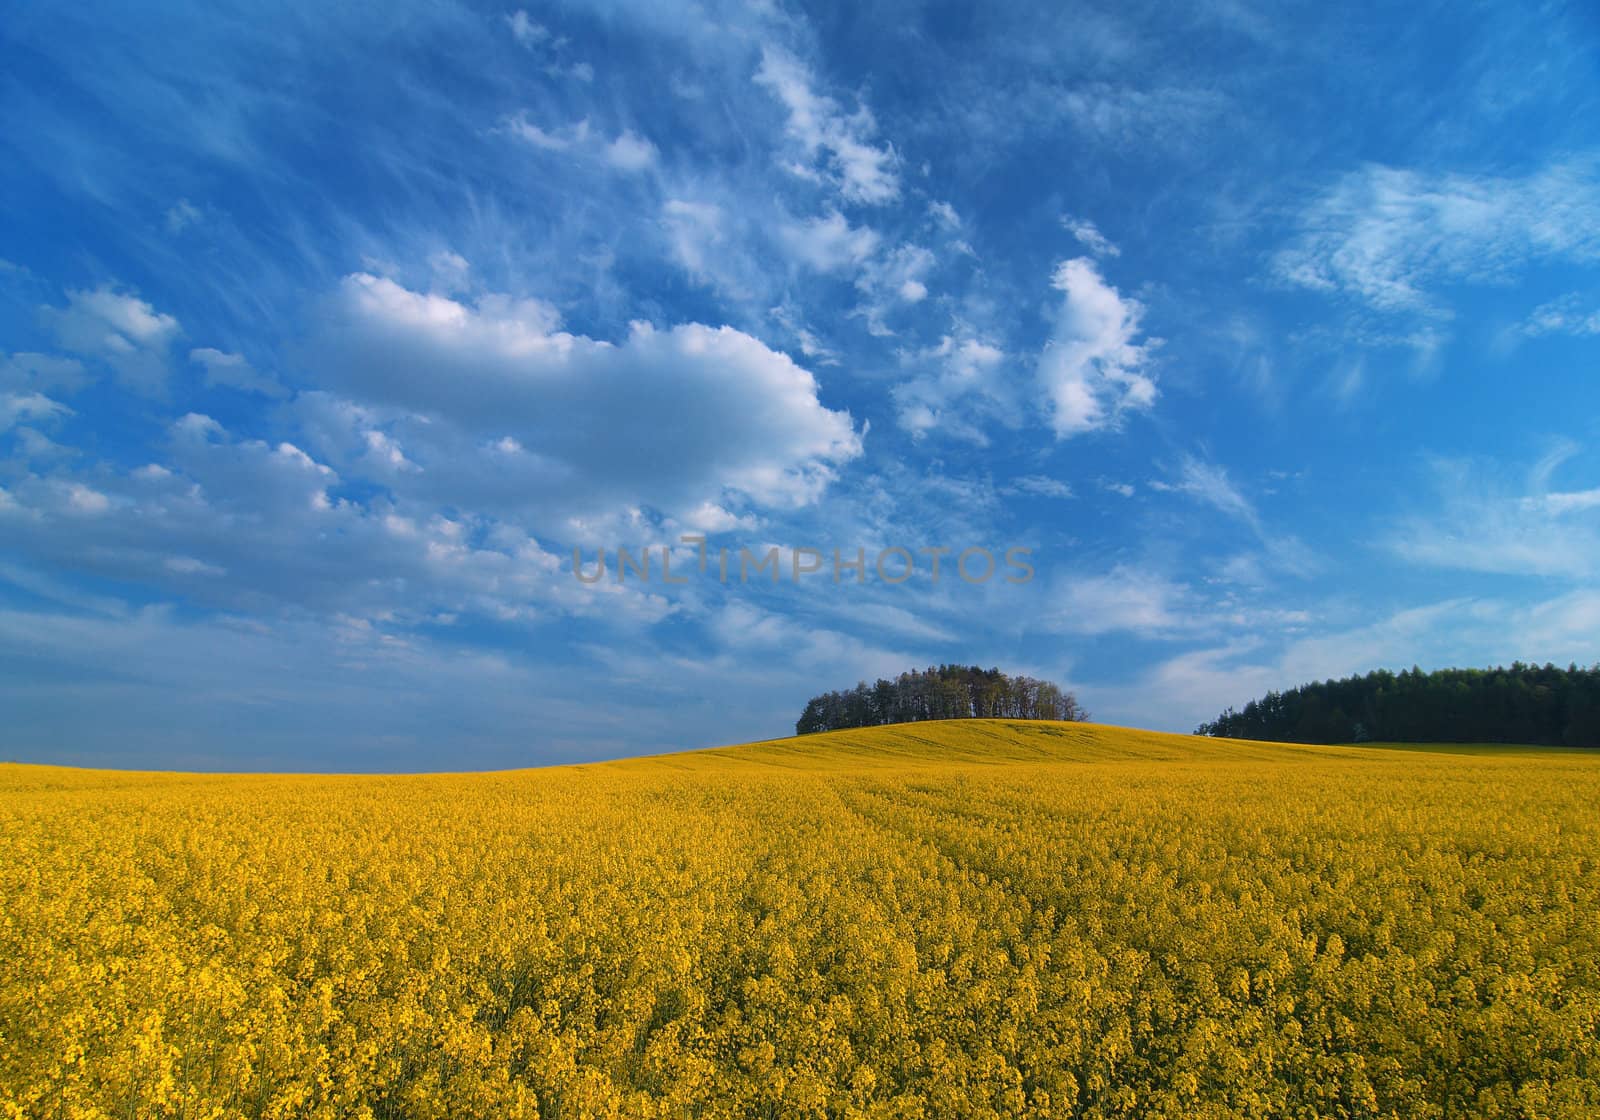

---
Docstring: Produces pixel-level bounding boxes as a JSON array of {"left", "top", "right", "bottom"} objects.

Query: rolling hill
[{"left": 4, "top": 721, "right": 1599, "bottom": 1118}]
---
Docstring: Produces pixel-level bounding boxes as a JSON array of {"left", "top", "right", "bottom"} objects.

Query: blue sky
[{"left": 3, "top": 0, "right": 1599, "bottom": 769}]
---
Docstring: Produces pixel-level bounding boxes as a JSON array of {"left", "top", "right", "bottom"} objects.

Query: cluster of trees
[
  {"left": 1196, "top": 662, "right": 1600, "bottom": 746},
  {"left": 796, "top": 664, "right": 1086, "bottom": 734}
]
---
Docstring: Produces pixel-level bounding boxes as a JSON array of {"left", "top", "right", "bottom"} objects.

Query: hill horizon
[
  {"left": 8, "top": 718, "right": 1599, "bottom": 1117},
  {"left": 3, "top": 718, "right": 1590, "bottom": 782}
]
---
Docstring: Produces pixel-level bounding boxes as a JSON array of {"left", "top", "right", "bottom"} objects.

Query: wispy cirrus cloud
[
  {"left": 1151, "top": 454, "right": 1320, "bottom": 578},
  {"left": 1274, "top": 159, "right": 1600, "bottom": 314},
  {"left": 1061, "top": 215, "right": 1120, "bottom": 258},
  {"left": 1390, "top": 450, "right": 1600, "bottom": 579},
  {"left": 1520, "top": 293, "right": 1600, "bottom": 337},
  {"left": 754, "top": 47, "right": 900, "bottom": 205},
  {"left": 502, "top": 113, "right": 657, "bottom": 172},
  {"left": 777, "top": 211, "right": 881, "bottom": 274}
]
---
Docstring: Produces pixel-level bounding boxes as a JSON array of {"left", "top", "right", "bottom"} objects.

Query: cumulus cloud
[
  {"left": 39, "top": 285, "right": 180, "bottom": 393},
  {"left": 1037, "top": 257, "right": 1157, "bottom": 437},
  {"left": 1274, "top": 159, "right": 1600, "bottom": 313},
  {"left": 754, "top": 47, "right": 899, "bottom": 205},
  {"left": 0, "top": 411, "right": 674, "bottom": 630},
  {"left": 0, "top": 391, "right": 71, "bottom": 433},
  {"left": 1, "top": 354, "right": 83, "bottom": 445},
  {"left": 308, "top": 273, "right": 863, "bottom": 521},
  {"left": 0, "top": 352, "right": 89, "bottom": 395}
]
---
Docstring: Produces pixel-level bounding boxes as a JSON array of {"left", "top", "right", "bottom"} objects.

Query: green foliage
[
  {"left": 1196, "top": 663, "right": 1600, "bottom": 747},
  {"left": 797, "top": 665, "right": 1086, "bottom": 735}
]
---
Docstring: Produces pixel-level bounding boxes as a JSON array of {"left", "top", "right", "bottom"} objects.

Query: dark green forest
[
  {"left": 796, "top": 665, "right": 1087, "bottom": 735},
  {"left": 1196, "top": 663, "right": 1600, "bottom": 747}
]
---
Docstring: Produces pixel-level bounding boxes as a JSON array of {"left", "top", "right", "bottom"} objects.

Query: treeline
[
  {"left": 797, "top": 664, "right": 1086, "bottom": 735},
  {"left": 1196, "top": 663, "right": 1600, "bottom": 747}
]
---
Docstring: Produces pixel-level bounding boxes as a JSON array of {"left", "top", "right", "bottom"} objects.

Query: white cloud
[
  {"left": 660, "top": 198, "right": 736, "bottom": 292},
  {"left": 427, "top": 250, "right": 471, "bottom": 291},
  {"left": 63, "top": 482, "right": 111, "bottom": 514},
  {"left": 892, "top": 333, "right": 1009, "bottom": 443},
  {"left": 0, "top": 410, "right": 680, "bottom": 631},
  {"left": 604, "top": 130, "right": 657, "bottom": 171},
  {"left": 504, "top": 114, "right": 655, "bottom": 172},
  {"left": 928, "top": 201, "right": 960, "bottom": 229},
  {"left": 505, "top": 115, "right": 577, "bottom": 150},
  {"left": 1166, "top": 454, "right": 1259, "bottom": 529},
  {"left": 754, "top": 47, "right": 899, "bottom": 205},
  {"left": 309, "top": 273, "right": 864, "bottom": 521},
  {"left": 857, "top": 242, "right": 935, "bottom": 312},
  {"left": 506, "top": 10, "right": 549, "bottom": 47},
  {"left": 1274, "top": 160, "right": 1600, "bottom": 313},
  {"left": 1152, "top": 454, "right": 1319, "bottom": 578},
  {"left": 778, "top": 211, "right": 880, "bottom": 273},
  {"left": 1048, "top": 566, "right": 1191, "bottom": 636},
  {"left": 770, "top": 302, "right": 839, "bottom": 365},
  {"left": 1038, "top": 257, "right": 1157, "bottom": 437},
  {"left": 0, "top": 391, "right": 71, "bottom": 432},
  {"left": 165, "top": 198, "right": 202, "bottom": 233},
  {"left": 1003, "top": 475, "right": 1073, "bottom": 499},
  {"left": 1062, "top": 215, "right": 1120, "bottom": 257},
  {"left": 1059, "top": 84, "right": 1227, "bottom": 145},
  {"left": 1391, "top": 454, "right": 1600, "bottom": 579},
  {"left": 658, "top": 194, "right": 794, "bottom": 304},
  {"left": 674, "top": 501, "right": 760, "bottom": 535},
  {"left": 40, "top": 285, "right": 180, "bottom": 394},
  {"left": 189, "top": 347, "right": 287, "bottom": 397},
  {"left": 1540, "top": 489, "right": 1600, "bottom": 515},
  {"left": 0, "top": 352, "right": 89, "bottom": 395},
  {"left": 1521, "top": 293, "right": 1600, "bottom": 337}
]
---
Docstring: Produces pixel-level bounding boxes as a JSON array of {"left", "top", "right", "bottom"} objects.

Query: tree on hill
[
  {"left": 796, "top": 665, "right": 1087, "bottom": 734},
  {"left": 1195, "top": 663, "right": 1600, "bottom": 747}
]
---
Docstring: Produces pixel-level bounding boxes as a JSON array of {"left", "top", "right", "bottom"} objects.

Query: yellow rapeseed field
[{"left": 3, "top": 721, "right": 1599, "bottom": 1119}]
